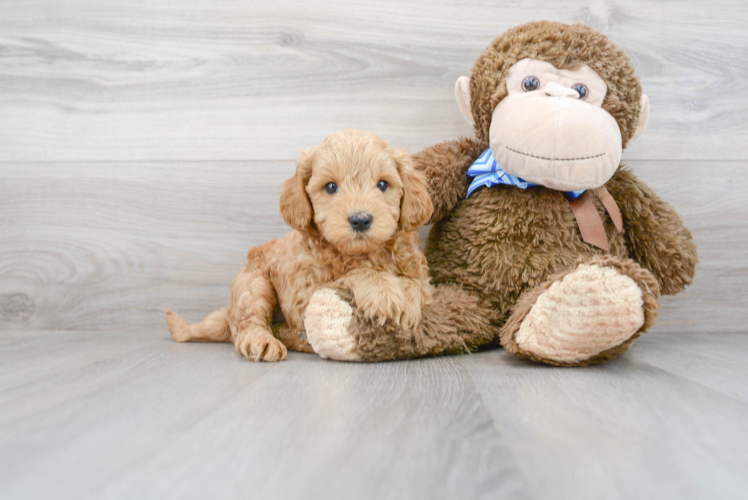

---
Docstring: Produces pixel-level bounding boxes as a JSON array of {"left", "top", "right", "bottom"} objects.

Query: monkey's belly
[{"left": 424, "top": 186, "right": 628, "bottom": 324}]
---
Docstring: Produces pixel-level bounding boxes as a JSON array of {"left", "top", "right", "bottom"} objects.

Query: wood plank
[
  {"left": 0, "top": 161, "right": 293, "bottom": 331},
  {"left": 631, "top": 331, "right": 748, "bottom": 403},
  {"left": 0, "top": 330, "right": 746, "bottom": 499},
  {"left": 1, "top": 160, "right": 744, "bottom": 333},
  {"left": 462, "top": 332, "right": 748, "bottom": 500},
  {"left": 0, "top": 0, "right": 747, "bottom": 161},
  {"left": 0, "top": 330, "right": 525, "bottom": 500},
  {"left": 630, "top": 161, "right": 748, "bottom": 333}
]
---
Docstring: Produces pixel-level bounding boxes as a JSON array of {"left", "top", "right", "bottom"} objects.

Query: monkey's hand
[
  {"left": 412, "top": 138, "right": 487, "bottom": 224},
  {"left": 608, "top": 168, "right": 698, "bottom": 295}
]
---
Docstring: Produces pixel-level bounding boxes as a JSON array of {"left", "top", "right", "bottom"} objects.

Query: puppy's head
[{"left": 280, "top": 130, "right": 432, "bottom": 255}]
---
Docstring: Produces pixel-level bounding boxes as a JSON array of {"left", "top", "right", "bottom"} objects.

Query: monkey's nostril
[{"left": 349, "top": 213, "right": 373, "bottom": 232}]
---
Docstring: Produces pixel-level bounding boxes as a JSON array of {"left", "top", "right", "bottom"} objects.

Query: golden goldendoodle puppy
[{"left": 166, "top": 130, "right": 433, "bottom": 361}]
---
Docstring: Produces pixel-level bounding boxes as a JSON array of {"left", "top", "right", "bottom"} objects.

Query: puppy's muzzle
[{"left": 349, "top": 213, "right": 373, "bottom": 232}]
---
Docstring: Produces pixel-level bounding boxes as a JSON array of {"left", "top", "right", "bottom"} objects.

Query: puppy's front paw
[
  {"left": 398, "top": 305, "right": 422, "bottom": 331},
  {"left": 238, "top": 332, "right": 287, "bottom": 362},
  {"left": 355, "top": 287, "right": 409, "bottom": 327},
  {"left": 305, "top": 288, "right": 361, "bottom": 361}
]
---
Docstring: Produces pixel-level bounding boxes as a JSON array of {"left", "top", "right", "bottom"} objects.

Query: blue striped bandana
[{"left": 466, "top": 148, "right": 585, "bottom": 199}]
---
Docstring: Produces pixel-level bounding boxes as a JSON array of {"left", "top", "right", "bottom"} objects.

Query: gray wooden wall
[{"left": 1, "top": 0, "right": 746, "bottom": 333}]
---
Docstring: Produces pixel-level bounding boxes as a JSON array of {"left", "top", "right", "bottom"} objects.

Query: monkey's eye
[
  {"left": 324, "top": 182, "right": 338, "bottom": 194},
  {"left": 572, "top": 83, "right": 589, "bottom": 100},
  {"left": 522, "top": 75, "right": 540, "bottom": 92},
  {"left": 376, "top": 180, "right": 388, "bottom": 192}
]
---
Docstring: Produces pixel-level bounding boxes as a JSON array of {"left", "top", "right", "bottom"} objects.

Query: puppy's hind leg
[
  {"left": 229, "top": 268, "right": 287, "bottom": 362},
  {"left": 166, "top": 308, "right": 231, "bottom": 343}
]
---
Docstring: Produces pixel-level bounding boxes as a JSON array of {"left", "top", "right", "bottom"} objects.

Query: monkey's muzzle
[{"left": 489, "top": 92, "right": 623, "bottom": 191}]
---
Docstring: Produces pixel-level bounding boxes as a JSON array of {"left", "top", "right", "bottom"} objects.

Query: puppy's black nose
[{"left": 349, "top": 213, "right": 373, "bottom": 232}]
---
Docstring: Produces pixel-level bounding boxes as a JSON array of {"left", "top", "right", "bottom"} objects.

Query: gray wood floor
[{"left": 1, "top": 331, "right": 747, "bottom": 500}]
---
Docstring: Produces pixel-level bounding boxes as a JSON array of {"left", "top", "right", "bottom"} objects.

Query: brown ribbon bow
[{"left": 567, "top": 186, "right": 623, "bottom": 252}]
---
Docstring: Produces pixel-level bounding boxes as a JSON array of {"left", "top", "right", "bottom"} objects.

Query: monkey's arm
[
  {"left": 607, "top": 168, "right": 698, "bottom": 295},
  {"left": 412, "top": 138, "right": 487, "bottom": 224}
]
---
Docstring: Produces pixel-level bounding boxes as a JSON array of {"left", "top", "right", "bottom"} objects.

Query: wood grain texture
[
  {"left": 0, "top": 330, "right": 746, "bottom": 500},
  {"left": 1, "top": 0, "right": 746, "bottom": 333},
  {"left": 0, "top": 161, "right": 293, "bottom": 330},
  {"left": 0, "top": 0, "right": 747, "bottom": 161},
  {"left": 2, "top": 3, "right": 746, "bottom": 498},
  {"left": 2, "top": 160, "right": 745, "bottom": 333}
]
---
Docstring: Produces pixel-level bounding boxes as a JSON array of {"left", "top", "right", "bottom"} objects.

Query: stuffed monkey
[{"left": 304, "top": 21, "right": 697, "bottom": 366}]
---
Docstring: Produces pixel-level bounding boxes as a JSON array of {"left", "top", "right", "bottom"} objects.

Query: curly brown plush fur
[
  {"left": 470, "top": 21, "right": 643, "bottom": 149},
  {"left": 499, "top": 255, "right": 661, "bottom": 366},
  {"left": 328, "top": 284, "right": 500, "bottom": 362},
  {"left": 422, "top": 165, "right": 696, "bottom": 325},
  {"left": 325, "top": 21, "right": 697, "bottom": 366}
]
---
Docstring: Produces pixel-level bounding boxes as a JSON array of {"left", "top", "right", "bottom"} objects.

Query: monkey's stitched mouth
[{"left": 506, "top": 146, "right": 606, "bottom": 162}]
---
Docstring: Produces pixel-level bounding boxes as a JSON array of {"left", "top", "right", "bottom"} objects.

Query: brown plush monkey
[{"left": 304, "top": 21, "right": 698, "bottom": 366}]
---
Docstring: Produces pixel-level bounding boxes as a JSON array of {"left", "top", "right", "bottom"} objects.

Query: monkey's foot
[
  {"left": 500, "top": 257, "right": 659, "bottom": 366},
  {"left": 304, "top": 288, "right": 361, "bottom": 361}
]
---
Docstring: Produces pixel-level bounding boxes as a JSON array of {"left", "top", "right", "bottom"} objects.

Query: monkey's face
[
  {"left": 456, "top": 58, "right": 649, "bottom": 192},
  {"left": 490, "top": 59, "right": 621, "bottom": 191}
]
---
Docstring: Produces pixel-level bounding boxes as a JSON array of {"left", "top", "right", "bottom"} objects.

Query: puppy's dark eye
[
  {"left": 572, "top": 83, "right": 588, "bottom": 100},
  {"left": 324, "top": 182, "right": 338, "bottom": 194},
  {"left": 376, "top": 180, "right": 388, "bottom": 192},
  {"left": 522, "top": 75, "right": 540, "bottom": 92}
]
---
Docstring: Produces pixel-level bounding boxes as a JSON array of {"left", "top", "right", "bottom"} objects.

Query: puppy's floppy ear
[
  {"left": 390, "top": 147, "right": 433, "bottom": 231},
  {"left": 280, "top": 149, "right": 314, "bottom": 232}
]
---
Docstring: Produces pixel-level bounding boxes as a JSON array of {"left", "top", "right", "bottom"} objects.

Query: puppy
[{"left": 166, "top": 130, "right": 434, "bottom": 361}]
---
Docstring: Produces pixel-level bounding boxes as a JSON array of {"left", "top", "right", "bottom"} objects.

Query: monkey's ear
[
  {"left": 630, "top": 94, "right": 650, "bottom": 143},
  {"left": 455, "top": 76, "right": 475, "bottom": 127},
  {"left": 279, "top": 149, "right": 314, "bottom": 232},
  {"left": 390, "top": 147, "right": 433, "bottom": 231}
]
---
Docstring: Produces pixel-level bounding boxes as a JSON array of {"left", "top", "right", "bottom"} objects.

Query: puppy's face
[
  {"left": 307, "top": 140, "right": 403, "bottom": 254},
  {"left": 280, "top": 130, "right": 432, "bottom": 255}
]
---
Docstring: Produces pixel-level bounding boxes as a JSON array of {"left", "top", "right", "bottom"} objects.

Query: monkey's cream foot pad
[
  {"left": 514, "top": 263, "right": 645, "bottom": 364},
  {"left": 304, "top": 289, "right": 361, "bottom": 361}
]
